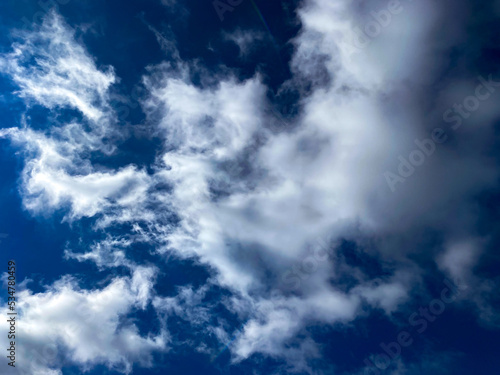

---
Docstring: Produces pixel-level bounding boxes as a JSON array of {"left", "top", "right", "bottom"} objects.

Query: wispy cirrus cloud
[{"left": 1, "top": 11, "right": 115, "bottom": 123}]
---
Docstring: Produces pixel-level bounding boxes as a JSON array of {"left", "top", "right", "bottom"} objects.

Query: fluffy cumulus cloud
[
  {"left": 136, "top": 0, "right": 500, "bottom": 369},
  {"left": 1, "top": 1, "right": 499, "bottom": 374},
  {"left": 142, "top": 0, "right": 499, "bottom": 370},
  {"left": 0, "top": 125, "right": 151, "bottom": 219},
  {"left": 0, "top": 267, "right": 167, "bottom": 374}
]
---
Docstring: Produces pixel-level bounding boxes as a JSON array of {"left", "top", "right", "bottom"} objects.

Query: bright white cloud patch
[
  {"left": 0, "top": 268, "right": 167, "bottom": 375},
  {"left": 0, "top": 125, "right": 152, "bottom": 221},
  {"left": 1, "top": 11, "right": 115, "bottom": 122}
]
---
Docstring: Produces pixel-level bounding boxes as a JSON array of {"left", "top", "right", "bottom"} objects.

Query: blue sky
[{"left": 0, "top": 0, "right": 500, "bottom": 374}]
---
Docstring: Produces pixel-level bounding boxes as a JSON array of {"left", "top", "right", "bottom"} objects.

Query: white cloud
[
  {"left": 223, "top": 29, "right": 265, "bottom": 57},
  {"left": 136, "top": 0, "right": 500, "bottom": 367},
  {"left": 0, "top": 12, "right": 155, "bottom": 222},
  {"left": 0, "top": 127, "right": 152, "bottom": 220},
  {"left": 0, "top": 268, "right": 167, "bottom": 375},
  {"left": 153, "top": 285, "right": 211, "bottom": 325},
  {"left": 0, "top": 11, "right": 115, "bottom": 123},
  {"left": 438, "top": 238, "right": 483, "bottom": 282}
]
